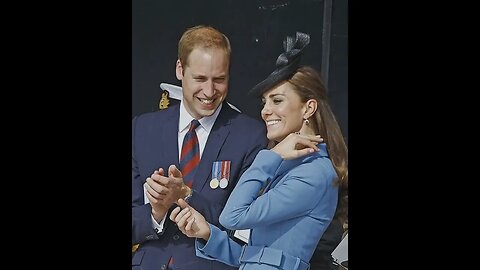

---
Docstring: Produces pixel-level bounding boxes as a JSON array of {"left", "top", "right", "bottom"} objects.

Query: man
[{"left": 132, "top": 25, "right": 268, "bottom": 270}]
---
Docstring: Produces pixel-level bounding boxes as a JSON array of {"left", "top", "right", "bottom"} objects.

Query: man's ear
[
  {"left": 303, "top": 99, "right": 318, "bottom": 119},
  {"left": 175, "top": 60, "right": 184, "bottom": 80}
]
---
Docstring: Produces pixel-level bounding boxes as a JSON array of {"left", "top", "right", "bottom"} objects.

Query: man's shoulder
[
  {"left": 221, "top": 105, "right": 264, "bottom": 128},
  {"left": 232, "top": 113, "right": 264, "bottom": 127},
  {"left": 133, "top": 103, "right": 180, "bottom": 123}
]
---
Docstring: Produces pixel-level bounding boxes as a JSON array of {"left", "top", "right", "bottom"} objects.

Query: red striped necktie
[
  {"left": 169, "top": 120, "right": 200, "bottom": 269},
  {"left": 167, "top": 257, "right": 174, "bottom": 270},
  {"left": 179, "top": 119, "right": 200, "bottom": 188}
]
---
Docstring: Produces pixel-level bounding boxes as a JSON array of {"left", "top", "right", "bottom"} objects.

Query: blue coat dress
[{"left": 195, "top": 145, "right": 338, "bottom": 270}]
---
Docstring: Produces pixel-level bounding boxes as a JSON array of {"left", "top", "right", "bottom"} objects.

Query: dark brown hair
[{"left": 288, "top": 66, "right": 348, "bottom": 226}]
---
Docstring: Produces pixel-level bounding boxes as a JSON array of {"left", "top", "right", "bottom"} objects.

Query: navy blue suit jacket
[{"left": 132, "top": 102, "right": 268, "bottom": 270}]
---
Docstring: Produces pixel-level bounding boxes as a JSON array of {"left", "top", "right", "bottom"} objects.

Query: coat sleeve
[{"left": 195, "top": 224, "right": 244, "bottom": 267}]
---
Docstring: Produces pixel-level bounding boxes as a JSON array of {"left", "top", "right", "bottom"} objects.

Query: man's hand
[
  {"left": 145, "top": 165, "right": 192, "bottom": 221},
  {"left": 167, "top": 165, "right": 192, "bottom": 202},
  {"left": 144, "top": 168, "right": 172, "bottom": 221}
]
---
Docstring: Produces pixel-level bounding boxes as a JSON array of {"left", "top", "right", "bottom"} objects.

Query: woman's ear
[
  {"left": 303, "top": 99, "right": 318, "bottom": 119},
  {"left": 175, "top": 60, "right": 184, "bottom": 80}
]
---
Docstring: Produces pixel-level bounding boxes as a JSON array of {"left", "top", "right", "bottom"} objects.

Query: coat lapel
[{"left": 192, "top": 105, "right": 232, "bottom": 191}]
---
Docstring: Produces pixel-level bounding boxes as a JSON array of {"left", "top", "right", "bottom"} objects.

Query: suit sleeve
[
  {"left": 219, "top": 150, "right": 334, "bottom": 229},
  {"left": 132, "top": 116, "right": 161, "bottom": 245},
  {"left": 195, "top": 224, "right": 244, "bottom": 267}
]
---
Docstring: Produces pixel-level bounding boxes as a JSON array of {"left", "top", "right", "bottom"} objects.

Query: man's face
[{"left": 176, "top": 47, "right": 229, "bottom": 119}]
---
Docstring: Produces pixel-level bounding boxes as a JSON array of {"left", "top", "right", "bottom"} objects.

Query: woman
[{"left": 170, "top": 32, "right": 348, "bottom": 270}]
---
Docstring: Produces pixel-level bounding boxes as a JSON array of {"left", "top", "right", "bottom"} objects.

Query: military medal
[
  {"left": 210, "top": 161, "right": 221, "bottom": 189},
  {"left": 210, "top": 178, "right": 219, "bottom": 189},
  {"left": 219, "top": 161, "right": 231, "bottom": 189},
  {"left": 219, "top": 178, "right": 228, "bottom": 189},
  {"left": 211, "top": 161, "right": 231, "bottom": 189}
]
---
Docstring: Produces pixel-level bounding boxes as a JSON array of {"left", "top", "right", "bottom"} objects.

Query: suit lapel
[{"left": 193, "top": 105, "right": 232, "bottom": 191}]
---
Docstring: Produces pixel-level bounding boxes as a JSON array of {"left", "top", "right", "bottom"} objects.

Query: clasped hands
[
  {"left": 145, "top": 166, "right": 210, "bottom": 240},
  {"left": 144, "top": 165, "right": 191, "bottom": 221}
]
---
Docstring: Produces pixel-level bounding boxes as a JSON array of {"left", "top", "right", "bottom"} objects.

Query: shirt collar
[{"left": 179, "top": 100, "right": 223, "bottom": 133}]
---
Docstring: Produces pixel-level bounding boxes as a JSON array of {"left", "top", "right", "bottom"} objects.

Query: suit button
[
  {"left": 160, "top": 264, "right": 166, "bottom": 270},
  {"left": 173, "top": 234, "right": 180, "bottom": 240}
]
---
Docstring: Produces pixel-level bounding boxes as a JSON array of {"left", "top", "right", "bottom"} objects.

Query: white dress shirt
[{"left": 149, "top": 101, "right": 223, "bottom": 233}]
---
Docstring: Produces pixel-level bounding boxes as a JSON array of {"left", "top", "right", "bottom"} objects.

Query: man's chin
[
  {"left": 198, "top": 104, "right": 220, "bottom": 115},
  {"left": 196, "top": 108, "right": 216, "bottom": 118}
]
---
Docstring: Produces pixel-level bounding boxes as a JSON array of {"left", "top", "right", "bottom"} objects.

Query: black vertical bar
[{"left": 321, "top": 0, "right": 333, "bottom": 89}]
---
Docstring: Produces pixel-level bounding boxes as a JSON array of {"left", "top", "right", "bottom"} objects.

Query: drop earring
[{"left": 304, "top": 119, "right": 310, "bottom": 125}]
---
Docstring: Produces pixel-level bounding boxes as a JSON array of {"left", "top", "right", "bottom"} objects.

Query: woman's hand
[
  {"left": 169, "top": 198, "right": 211, "bottom": 241},
  {"left": 271, "top": 133, "right": 323, "bottom": 160}
]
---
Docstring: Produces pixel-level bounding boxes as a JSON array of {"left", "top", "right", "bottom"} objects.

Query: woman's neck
[{"left": 299, "top": 125, "right": 316, "bottom": 136}]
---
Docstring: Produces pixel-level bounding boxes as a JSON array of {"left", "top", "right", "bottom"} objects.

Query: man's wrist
[{"left": 151, "top": 206, "right": 167, "bottom": 222}]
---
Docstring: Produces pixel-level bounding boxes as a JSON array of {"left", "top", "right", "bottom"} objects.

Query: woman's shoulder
[{"left": 291, "top": 154, "right": 337, "bottom": 182}]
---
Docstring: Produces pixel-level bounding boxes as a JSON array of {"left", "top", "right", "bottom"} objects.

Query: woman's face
[{"left": 261, "top": 81, "right": 306, "bottom": 142}]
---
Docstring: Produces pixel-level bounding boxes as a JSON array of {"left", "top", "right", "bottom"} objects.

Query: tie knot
[{"left": 189, "top": 119, "right": 200, "bottom": 132}]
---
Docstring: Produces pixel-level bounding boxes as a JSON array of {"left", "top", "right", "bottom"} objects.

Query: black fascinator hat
[{"left": 248, "top": 32, "right": 310, "bottom": 96}]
